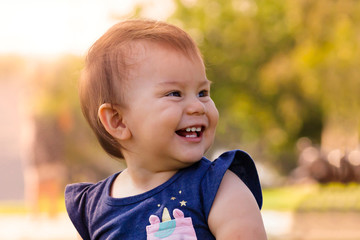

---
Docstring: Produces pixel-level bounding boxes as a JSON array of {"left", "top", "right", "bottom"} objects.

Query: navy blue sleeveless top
[{"left": 65, "top": 150, "right": 262, "bottom": 240}]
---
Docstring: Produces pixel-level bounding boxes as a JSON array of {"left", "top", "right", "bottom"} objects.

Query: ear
[{"left": 98, "top": 103, "right": 131, "bottom": 141}]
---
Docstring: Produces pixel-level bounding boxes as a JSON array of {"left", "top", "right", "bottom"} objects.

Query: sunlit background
[{"left": 1, "top": 0, "right": 360, "bottom": 239}]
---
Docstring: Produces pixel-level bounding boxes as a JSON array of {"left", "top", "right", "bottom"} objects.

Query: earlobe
[{"left": 98, "top": 103, "right": 131, "bottom": 140}]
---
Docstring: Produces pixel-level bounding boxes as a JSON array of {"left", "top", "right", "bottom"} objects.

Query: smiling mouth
[{"left": 176, "top": 126, "right": 204, "bottom": 138}]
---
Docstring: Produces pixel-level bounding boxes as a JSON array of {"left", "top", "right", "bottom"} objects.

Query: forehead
[
  {"left": 134, "top": 42, "right": 205, "bottom": 78},
  {"left": 116, "top": 41, "right": 207, "bottom": 105},
  {"left": 125, "top": 40, "right": 203, "bottom": 66}
]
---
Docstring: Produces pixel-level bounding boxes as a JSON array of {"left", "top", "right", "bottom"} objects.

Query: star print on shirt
[
  {"left": 171, "top": 197, "right": 176, "bottom": 200},
  {"left": 180, "top": 200, "right": 187, "bottom": 206}
]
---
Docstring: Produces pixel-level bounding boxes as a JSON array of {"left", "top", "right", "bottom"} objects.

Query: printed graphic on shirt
[{"left": 146, "top": 208, "right": 197, "bottom": 240}]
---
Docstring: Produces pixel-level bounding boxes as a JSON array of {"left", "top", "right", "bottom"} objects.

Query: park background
[{"left": 1, "top": 0, "right": 360, "bottom": 239}]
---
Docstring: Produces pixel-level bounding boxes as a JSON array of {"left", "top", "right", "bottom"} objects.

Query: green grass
[
  {"left": 0, "top": 201, "right": 28, "bottom": 214},
  {"left": 262, "top": 183, "right": 360, "bottom": 212},
  {"left": 0, "top": 197, "right": 67, "bottom": 215},
  {"left": 262, "top": 184, "right": 317, "bottom": 211},
  {"left": 297, "top": 183, "right": 360, "bottom": 212}
]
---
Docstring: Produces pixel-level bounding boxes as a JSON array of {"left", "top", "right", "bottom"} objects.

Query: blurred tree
[
  {"left": 23, "top": 56, "right": 123, "bottom": 216},
  {"left": 289, "top": 0, "right": 360, "bottom": 154},
  {"left": 31, "top": 56, "right": 124, "bottom": 181},
  {"left": 19, "top": 0, "right": 359, "bottom": 187},
  {"left": 166, "top": 0, "right": 360, "bottom": 174},
  {"left": 0, "top": 55, "right": 26, "bottom": 79}
]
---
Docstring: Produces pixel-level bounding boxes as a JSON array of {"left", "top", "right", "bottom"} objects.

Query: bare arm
[{"left": 208, "top": 170, "right": 267, "bottom": 239}]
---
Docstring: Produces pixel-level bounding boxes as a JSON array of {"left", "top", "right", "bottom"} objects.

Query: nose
[{"left": 186, "top": 97, "right": 206, "bottom": 115}]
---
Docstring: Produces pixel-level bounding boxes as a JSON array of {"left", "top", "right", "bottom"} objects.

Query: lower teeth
[{"left": 185, "top": 133, "right": 197, "bottom": 138}]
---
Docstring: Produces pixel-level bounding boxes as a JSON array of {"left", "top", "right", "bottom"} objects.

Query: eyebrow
[{"left": 158, "top": 79, "right": 211, "bottom": 86}]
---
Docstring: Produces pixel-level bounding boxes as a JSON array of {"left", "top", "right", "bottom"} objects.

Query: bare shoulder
[{"left": 208, "top": 170, "right": 267, "bottom": 240}]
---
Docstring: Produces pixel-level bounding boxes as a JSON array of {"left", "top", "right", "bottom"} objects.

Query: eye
[
  {"left": 166, "top": 91, "right": 182, "bottom": 97},
  {"left": 198, "top": 90, "right": 209, "bottom": 97}
]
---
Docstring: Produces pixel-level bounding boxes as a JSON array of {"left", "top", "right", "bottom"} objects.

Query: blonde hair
[{"left": 79, "top": 19, "right": 203, "bottom": 159}]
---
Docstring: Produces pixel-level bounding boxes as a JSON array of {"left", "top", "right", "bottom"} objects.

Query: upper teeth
[{"left": 186, "top": 127, "right": 201, "bottom": 132}]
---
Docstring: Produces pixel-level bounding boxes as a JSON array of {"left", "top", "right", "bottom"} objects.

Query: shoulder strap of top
[
  {"left": 65, "top": 183, "right": 92, "bottom": 240},
  {"left": 200, "top": 150, "right": 263, "bottom": 220}
]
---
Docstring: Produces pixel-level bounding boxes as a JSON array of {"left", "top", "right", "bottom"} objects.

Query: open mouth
[{"left": 176, "top": 126, "right": 204, "bottom": 138}]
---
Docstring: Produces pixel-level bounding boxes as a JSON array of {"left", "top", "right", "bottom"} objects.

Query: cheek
[
  {"left": 208, "top": 102, "right": 219, "bottom": 128},
  {"left": 147, "top": 105, "right": 182, "bottom": 131},
  {"left": 156, "top": 103, "right": 182, "bottom": 119}
]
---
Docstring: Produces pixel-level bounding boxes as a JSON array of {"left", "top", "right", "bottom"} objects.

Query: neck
[
  {"left": 110, "top": 160, "right": 178, "bottom": 198},
  {"left": 129, "top": 164, "right": 178, "bottom": 188}
]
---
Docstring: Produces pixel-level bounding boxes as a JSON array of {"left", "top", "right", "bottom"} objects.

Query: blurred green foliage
[
  {"left": 167, "top": 0, "right": 360, "bottom": 173},
  {"left": 28, "top": 56, "right": 124, "bottom": 183},
  {"left": 3, "top": 0, "right": 358, "bottom": 181}
]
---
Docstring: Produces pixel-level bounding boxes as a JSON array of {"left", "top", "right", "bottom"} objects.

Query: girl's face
[{"left": 120, "top": 42, "right": 219, "bottom": 171}]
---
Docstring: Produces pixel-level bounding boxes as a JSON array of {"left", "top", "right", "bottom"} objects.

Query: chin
[{"left": 179, "top": 150, "right": 206, "bottom": 163}]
